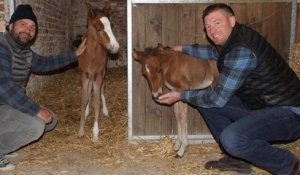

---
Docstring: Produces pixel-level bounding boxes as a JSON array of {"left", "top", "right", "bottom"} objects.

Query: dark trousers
[{"left": 198, "top": 96, "right": 300, "bottom": 174}]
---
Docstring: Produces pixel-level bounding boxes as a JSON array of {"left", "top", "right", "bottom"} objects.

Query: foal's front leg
[
  {"left": 174, "top": 101, "right": 188, "bottom": 157},
  {"left": 79, "top": 74, "right": 92, "bottom": 137},
  {"left": 91, "top": 75, "right": 104, "bottom": 142},
  {"left": 101, "top": 82, "right": 108, "bottom": 117},
  {"left": 174, "top": 102, "right": 182, "bottom": 153}
]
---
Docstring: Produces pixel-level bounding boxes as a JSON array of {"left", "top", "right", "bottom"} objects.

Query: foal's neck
[
  {"left": 157, "top": 51, "right": 174, "bottom": 66},
  {"left": 86, "top": 36, "right": 106, "bottom": 54}
]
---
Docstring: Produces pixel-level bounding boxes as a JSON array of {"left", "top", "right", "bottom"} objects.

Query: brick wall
[
  {"left": 0, "top": 0, "right": 4, "bottom": 32},
  {"left": 12, "top": 0, "right": 72, "bottom": 55},
  {"left": 0, "top": 0, "right": 127, "bottom": 94},
  {"left": 2, "top": 0, "right": 127, "bottom": 64},
  {"left": 11, "top": 0, "right": 74, "bottom": 94}
]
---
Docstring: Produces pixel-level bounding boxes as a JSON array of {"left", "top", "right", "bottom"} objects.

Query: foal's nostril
[{"left": 112, "top": 46, "right": 119, "bottom": 53}]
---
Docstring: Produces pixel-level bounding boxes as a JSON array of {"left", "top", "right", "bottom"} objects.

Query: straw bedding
[
  {"left": 290, "top": 43, "right": 300, "bottom": 78},
  {"left": 7, "top": 56, "right": 300, "bottom": 174}
]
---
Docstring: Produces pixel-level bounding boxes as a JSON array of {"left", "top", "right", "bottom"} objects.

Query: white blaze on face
[
  {"left": 100, "top": 17, "right": 119, "bottom": 53},
  {"left": 145, "top": 64, "right": 162, "bottom": 98},
  {"left": 145, "top": 64, "right": 150, "bottom": 75}
]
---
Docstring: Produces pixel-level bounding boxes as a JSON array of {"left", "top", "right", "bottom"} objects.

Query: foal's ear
[
  {"left": 132, "top": 49, "right": 143, "bottom": 63},
  {"left": 157, "top": 43, "right": 163, "bottom": 47},
  {"left": 85, "top": 3, "right": 95, "bottom": 18},
  {"left": 102, "top": 1, "right": 111, "bottom": 16},
  {"left": 157, "top": 43, "right": 164, "bottom": 51}
]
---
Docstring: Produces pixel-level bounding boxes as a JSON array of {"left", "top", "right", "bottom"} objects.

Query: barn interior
[{"left": 0, "top": 0, "right": 299, "bottom": 174}]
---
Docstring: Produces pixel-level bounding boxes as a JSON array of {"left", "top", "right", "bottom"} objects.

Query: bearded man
[{"left": 0, "top": 4, "right": 86, "bottom": 171}]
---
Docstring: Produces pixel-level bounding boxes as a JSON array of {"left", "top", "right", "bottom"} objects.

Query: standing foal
[
  {"left": 133, "top": 43, "right": 219, "bottom": 157},
  {"left": 78, "top": 3, "right": 119, "bottom": 142}
]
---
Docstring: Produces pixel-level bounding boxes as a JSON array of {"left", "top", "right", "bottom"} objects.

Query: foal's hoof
[
  {"left": 78, "top": 130, "right": 84, "bottom": 137},
  {"left": 175, "top": 154, "right": 184, "bottom": 158},
  {"left": 92, "top": 137, "right": 99, "bottom": 143}
]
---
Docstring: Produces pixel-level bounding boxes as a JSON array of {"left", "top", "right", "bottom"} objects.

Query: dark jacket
[{"left": 218, "top": 23, "right": 300, "bottom": 109}]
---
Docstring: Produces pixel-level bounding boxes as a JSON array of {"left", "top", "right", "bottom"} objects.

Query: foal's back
[{"left": 159, "top": 49, "right": 219, "bottom": 90}]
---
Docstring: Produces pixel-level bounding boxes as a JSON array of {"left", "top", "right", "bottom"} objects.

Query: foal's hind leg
[
  {"left": 91, "top": 75, "right": 104, "bottom": 142},
  {"left": 79, "top": 74, "right": 92, "bottom": 137},
  {"left": 101, "top": 82, "right": 108, "bottom": 117}
]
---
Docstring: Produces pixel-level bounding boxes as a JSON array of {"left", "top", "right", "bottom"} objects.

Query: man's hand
[
  {"left": 37, "top": 107, "right": 53, "bottom": 124},
  {"left": 156, "top": 91, "right": 181, "bottom": 105},
  {"left": 75, "top": 37, "right": 87, "bottom": 57},
  {"left": 171, "top": 45, "right": 182, "bottom": 52}
]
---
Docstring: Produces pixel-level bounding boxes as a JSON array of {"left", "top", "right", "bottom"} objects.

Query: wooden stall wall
[
  {"left": 131, "top": 2, "right": 292, "bottom": 141},
  {"left": 297, "top": 3, "right": 300, "bottom": 43}
]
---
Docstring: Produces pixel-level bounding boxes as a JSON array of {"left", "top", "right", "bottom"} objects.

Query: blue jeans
[
  {"left": 0, "top": 105, "right": 57, "bottom": 156},
  {"left": 198, "top": 96, "right": 300, "bottom": 175}
]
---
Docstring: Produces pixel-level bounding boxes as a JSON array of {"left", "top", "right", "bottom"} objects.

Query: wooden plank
[
  {"left": 297, "top": 4, "right": 300, "bottom": 43},
  {"left": 230, "top": 3, "right": 247, "bottom": 23},
  {"left": 246, "top": 3, "right": 263, "bottom": 33},
  {"left": 186, "top": 107, "right": 198, "bottom": 135},
  {"left": 178, "top": 4, "right": 196, "bottom": 43},
  {"left": 195, "top": 4, "right": 209, "bottom": 44},
  {"left": 161, "top": 4, "right": 179, "bottom": 135},
  {"left": 177, "top": 4, "right": 202, "bottom": 135},
  {"left": 162, "top": 4, "right": 179, "bottom": 45},
  {"left": 132, "top": 4, "right": 147, "bottom": 136},
  {"left": 144, "top": 4, "right": 163, "bottom": 135},
  {"left": 276, "top": 2, "right": 291, "bottom": 60},
  {"left": 193, "top": 4, "right": 212, "bottom": 135},
  {"left": 262, "top": 2, "right": 291, "bottom": 60},
  {"left": 262, "top": 3, "right": 278, "bottom": 49}
]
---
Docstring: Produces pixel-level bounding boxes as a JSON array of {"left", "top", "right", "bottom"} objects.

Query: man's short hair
[{"left": 202, "top": 3, "right": 235, "bottom": 21}]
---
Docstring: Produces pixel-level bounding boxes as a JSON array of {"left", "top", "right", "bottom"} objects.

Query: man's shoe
[
  {"left": 288, "top": 159, "right": 300, "bottom": 175},
  {"left": 0, "top": 156, "right": 15, "bottom": 171},
  {"left": 204, "top": 154, "right": 252, "bottom": 174}
]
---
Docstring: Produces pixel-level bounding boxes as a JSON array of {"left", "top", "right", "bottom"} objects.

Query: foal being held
[
  {"left": 78, "top": 3, "right": 119, "bottom": 142},
  {"left": 133, "top": 43, "right": 219, "bottom": 157}
]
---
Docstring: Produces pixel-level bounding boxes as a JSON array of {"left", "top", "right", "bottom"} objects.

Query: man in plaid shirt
[
  {"left": 158, "top": 3, "right": 300, "bottom": 175},
  {"left": 0, "top": 4, "right": 86, "bottom": 171}
]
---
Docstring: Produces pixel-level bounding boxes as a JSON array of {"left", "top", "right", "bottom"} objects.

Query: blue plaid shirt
[
  {"left": 180, "top": 44, "right": 257, "bottom": 108},
  {"left": 180, "top": 44, "right": 300, "bottom": 115},
  {"left": 0, "top": 43, "right": 77, "bottom": 116}
]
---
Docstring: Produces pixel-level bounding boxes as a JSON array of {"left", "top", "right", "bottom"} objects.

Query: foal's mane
[{"left": 144, "top": 45, "right": 172, "bottom": 56}]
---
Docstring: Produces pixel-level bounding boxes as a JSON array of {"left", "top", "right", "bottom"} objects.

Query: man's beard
[{"left": 10, "top": 26, "right": 35, "bottom": 47}]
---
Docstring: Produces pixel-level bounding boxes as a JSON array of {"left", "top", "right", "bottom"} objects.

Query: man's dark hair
[{"left": 202, "top": 3, "right": 235, "bottom": 21}]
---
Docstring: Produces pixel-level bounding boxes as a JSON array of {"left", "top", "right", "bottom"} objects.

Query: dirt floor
[{"left": 1, "top": 66, "right": 299, "bottom": 175}]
